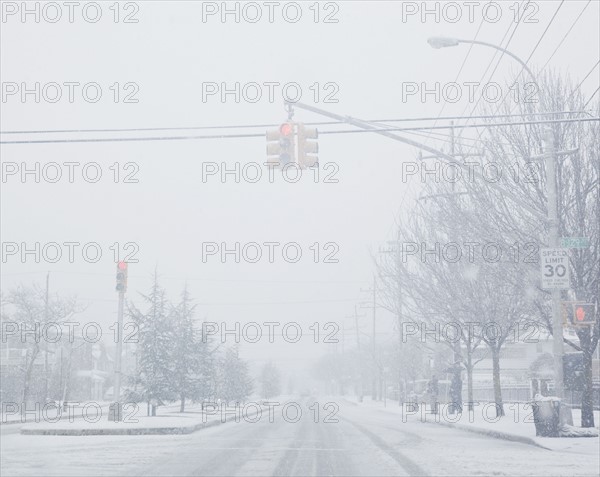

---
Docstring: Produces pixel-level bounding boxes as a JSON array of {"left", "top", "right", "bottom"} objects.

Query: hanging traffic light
[
  {"left": 116, "top": 261, "right": 128, "bottom": 293},
  {"left": 567, "top": 302, "right": 596, "bottom": 325},
  {"left": 266, "top": 122, "right": 295, "bottom": 166},
  {"left": 297, "top": 123, "right": 318, "bottom": 168}
]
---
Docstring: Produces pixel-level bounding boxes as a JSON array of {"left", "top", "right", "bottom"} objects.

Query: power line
[
  {"left": 2, "top": 116, "right": 596, "bottom": 145},
  {"left": 377, "top": 111, "right": 587, "bottom": 150},
  {"left": 460, "top": 0, "right": 565, "bottom": 150},
  {"left": 71, "top": 297, "right": 359, "bottom": 306},
  {"left": 539, "top": 0, "right": 592, "bottom": 72},
  {"left": 194, "top": 298, "right": 359, "bottom": 306},
  {"left": 401, "top": 128, "right": 486, "bottom": 150},
  {"left": 583, "top": 87, "right": 600, "bottom": 110},
  {"left": 467, "top": 61, "right": 599, "bottom": 156},
  {"left": 0, "top": 270, "right": 365, "bottom": 285},
  {"left": 465, "top": 1, "right": 529, "bottom": 118},
  {"left": 571, "top": 60, "right": 600, "bottom": 98},
  {"left": 456, "top": 0, "right": 529, "bottom": 135},
  {"left": 518, "top": 0, "right": 565, "bottom": 80},
  {"left": 425, "top": 16, "right": 486, "bottom": 146},
  {"left": 0, "top": 111, "right": 577, "bottom": 136}
]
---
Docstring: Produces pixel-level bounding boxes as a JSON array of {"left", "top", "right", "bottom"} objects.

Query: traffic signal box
[
  {"left": 563, "top": 302, "right": 596, "bottom": 326},
  {"left": 266, "top": 122, "right": 295, "bottom": 167},
  {"left": 116, "top": 261, "right": 128, "bottom": 293},
  {"left": 266, "top": 122, "right": 319, "bottom": 168}
]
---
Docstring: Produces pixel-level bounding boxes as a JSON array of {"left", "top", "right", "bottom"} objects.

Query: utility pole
[
  {"left": 543, "top": 128, "right": 570, "bottom": 425},
  {"left": 380, "top": 233, "right": 406, "bottom": 406},
  {"left": 361, "top": 276, "right": 379, "bottom": 400},
  {"left": 44, "top": 272, "right": 49, "bottom": 401},
  {"left": 395, "top": 234, "right": 403, "bottom": 406},
  {"left": 345, "top": 304, "right": 366, "bottom": 402},
  {"left": 354, "top": 305, "right": 361, "bottom": 349},
  {"left": 449, "top": 122, "right": 463, "bottom": 415},
  {"left": 341, "top": 320, "right": 346, "bottom": 355},
  {"left": 372, "top": 275, "right": 379, "bottom": 401},
  {"left": 113, "top": 288, "right": 125, "bottom": 412}
]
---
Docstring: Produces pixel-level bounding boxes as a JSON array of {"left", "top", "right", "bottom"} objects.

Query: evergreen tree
[
  {"left": 128, "top": 272, "right": 174, "bottom": 415},
  {"left": 260, "top": 361, "right": 281, "bottom": 399},
  {"left": 170, "top": 286, "right": 212, "bottom": 412},
  {"left": 217, "top": 346, "right": 253, "bottom": 404}
]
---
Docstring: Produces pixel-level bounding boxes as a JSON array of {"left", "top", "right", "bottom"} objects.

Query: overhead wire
[
  {"left": 461, "top": 0, "right": 567, "bottom": 155},
  {"left": 2, "top": 117, "right": 597, "bottom": 145},
  {"left": 0, "top": 111, "right": 577, "bottom": 136},
  {"left": 538, "top": 0, "right": 592, "bottom": 72}
]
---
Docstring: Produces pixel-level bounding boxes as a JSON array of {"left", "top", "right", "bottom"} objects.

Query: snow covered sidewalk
[{"left": 344, "top": 398, "right": 600, "bottom": 454}]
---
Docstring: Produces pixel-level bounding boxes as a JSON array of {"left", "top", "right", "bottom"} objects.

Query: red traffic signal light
[
  {"left": 567, "top": 303, "right": 596, "bottom": 325},
  {"left": 279, "top": 122, "right": 293, "bottom": 136},
  {"left": 266, "top": 122, "right": 296, "bottom": 166},
  {"left": 117, "top": 261, "right": 127, "bottom": 271}
]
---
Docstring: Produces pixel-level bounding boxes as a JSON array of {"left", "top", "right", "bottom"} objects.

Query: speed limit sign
[{"left": 540, "top": 248, "right": 570, "bottom": 289}]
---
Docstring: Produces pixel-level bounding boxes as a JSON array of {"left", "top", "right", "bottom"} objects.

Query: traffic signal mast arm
[{"left": 286, "top": 101, "right": 547, "bottom": 223}]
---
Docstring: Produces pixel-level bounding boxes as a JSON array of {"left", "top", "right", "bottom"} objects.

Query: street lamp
[
  {"left": 427, "top": 36, "right": 459, "bottom": 49},
  {"left": 427, "top": 36, "right": 537, "bottom": 83},
  {"left": 427, "top": 37, "right": 570, "bottom": 423}
]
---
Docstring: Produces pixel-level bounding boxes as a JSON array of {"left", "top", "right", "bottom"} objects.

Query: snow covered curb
[
  {"left": 341, "top": 398, "right": 548, "bottom": 449},
  {"left": 342, "top": 398, "right": 599, "bottom": 451},
  {"left": 20, "top": 405, "right": 269, "bottom": 436},
  {"left": 430, "top": 418, "right": 551, "bottom": 450},
  {"left": 20, "top": 418, "right": 222, "bottom": 436}
]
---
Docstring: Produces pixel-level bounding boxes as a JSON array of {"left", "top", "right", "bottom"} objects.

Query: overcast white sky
[{"left": 1, "top": 0, "right": 599, "bottom": 376}]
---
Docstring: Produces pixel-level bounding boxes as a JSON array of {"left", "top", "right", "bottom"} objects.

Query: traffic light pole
[
  {"left": 543, "top": 129, "right": 574, "bottom": 425},
  {"left": 111, "top": 290, "right": 125, "bottom": 421}
]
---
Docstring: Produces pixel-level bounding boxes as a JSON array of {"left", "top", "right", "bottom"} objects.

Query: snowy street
[
  {"left": 2, "top": 399, "right": 598, "bottom": 477},
  {"left": 2, "top": 1, "right": 599, "bottom": 476}
]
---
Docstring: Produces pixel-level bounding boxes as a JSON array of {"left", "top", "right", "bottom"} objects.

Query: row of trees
[
  {"left": 1, "top": 276, "right": 283, "bottom": 413},
  {"left": 374, "top": 72, "right": 598, "bottom": 426},
  {"left": 312, "top": 72, "right": 598, "bottom": 428},
  {"left": 126, "top": 274, "right": 258, "bottom": 414}
]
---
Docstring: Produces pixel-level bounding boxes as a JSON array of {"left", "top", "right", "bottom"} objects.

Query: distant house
[{"left": 465, "top": 328, "right": 599, "bottom": 407}]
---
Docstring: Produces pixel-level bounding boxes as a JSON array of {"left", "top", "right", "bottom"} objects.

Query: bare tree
[
  {"left": 467, "top": 72, "right": 599, "bottom": 426},
  {"left": 5, "top": 284, "right": 79, "bottom": 405}
]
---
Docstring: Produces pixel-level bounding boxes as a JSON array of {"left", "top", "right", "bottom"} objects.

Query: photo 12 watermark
[
  {"left": 201, "top": 161, "right": 339, "bottom": 184},
  {"left": 1, "top": 241, "right": 140, "bottom": 264},
  {"left": 201, "top": 241, "right": 340, "bottom": 264},
  {"left": 200, "top": 2, "right": 340, "bottom": 24},
  {"left": 201, "top": 321, "right": 339, "bottom": 344},
  {"left": 201, "top": 81, "right": 339, "bottom": 104},
  {"left": 2, "top": 82, "right": 140, "bottom": 104},
  {"left": 1, "top": 2, "right": 140, "bottom": 24},
  {"left": 400, "top": 1, "right": 539, "bottom": 24},
  {"left": 1, "top": 162, "right": 140, "bottom": 184}
]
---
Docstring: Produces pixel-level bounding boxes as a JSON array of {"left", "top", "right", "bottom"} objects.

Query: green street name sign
[{"left": 560, "top": 237, "right": 590, "bottom": 249}]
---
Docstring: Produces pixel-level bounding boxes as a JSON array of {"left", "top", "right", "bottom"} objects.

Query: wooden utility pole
[{"left": 44, "top": 272, "right": 50, "bottom": 401}]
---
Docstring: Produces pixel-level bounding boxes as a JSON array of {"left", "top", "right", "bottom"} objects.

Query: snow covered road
[{"left": 2, "top": 399, "right": 599, "bottom": 476}]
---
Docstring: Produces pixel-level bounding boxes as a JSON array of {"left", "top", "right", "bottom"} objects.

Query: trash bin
[
  {"left": 108, "top": 402, "right": 122, "bottom": 422},
  {"left": 531, "top": 398, "right": 560, "bottom": 437}
]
